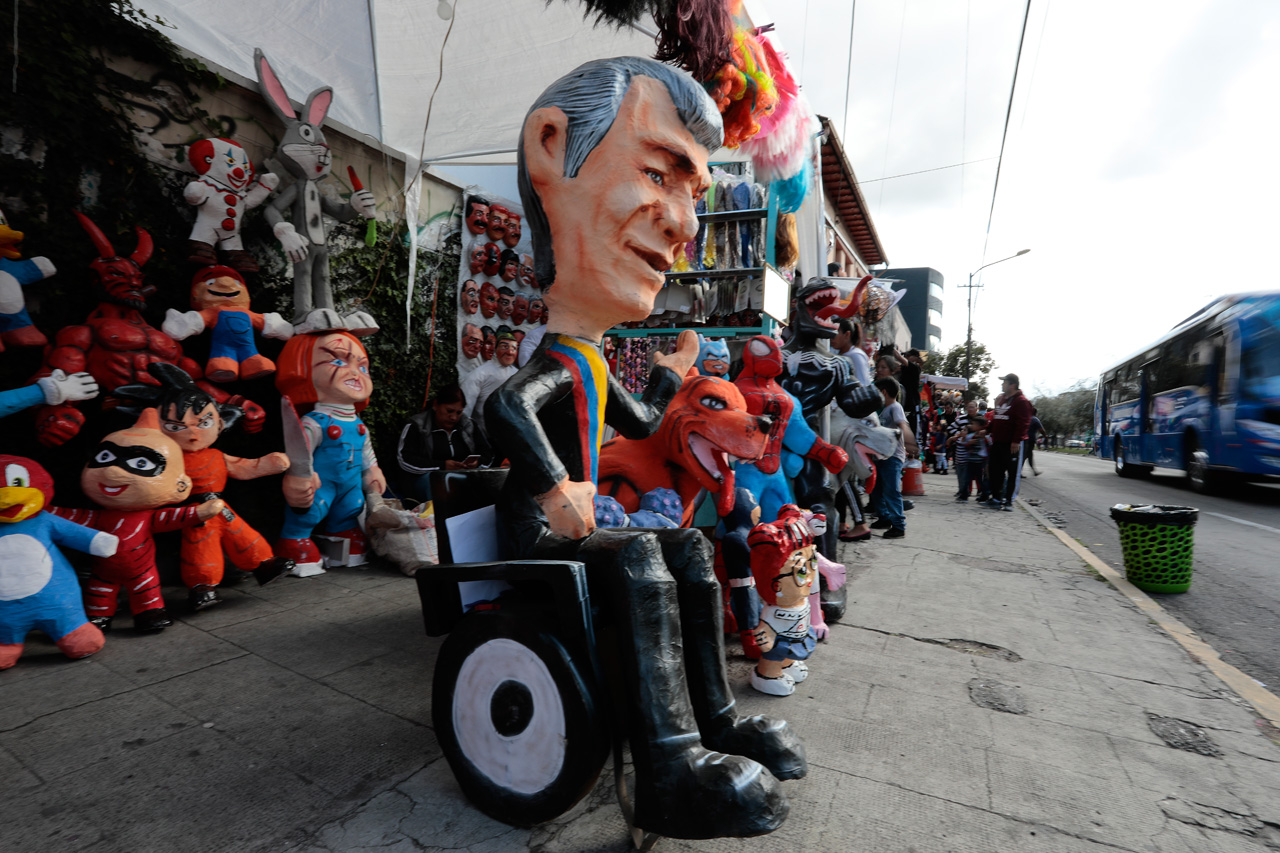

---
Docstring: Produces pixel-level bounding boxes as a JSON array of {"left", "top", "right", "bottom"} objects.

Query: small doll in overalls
[
  {"left": 274, "top": 331, "right": 387, "bottom": 576},
  {"left": 748, "top": 504, "right": 819, "bottom": 696}
]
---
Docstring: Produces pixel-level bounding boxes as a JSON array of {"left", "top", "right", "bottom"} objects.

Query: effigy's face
[
  {"left": 82, "top": 427, "right": 190, "bottom": 509},
  {"left": 161, "top": 402, "right": 222, "bottom": 452},
  {"left": 540, "top": 77, "right": 710, "bottom": 329},
  {"left": 503, "top": 213, "right": 522, "bottom": 248},
  {"left": 460, "top": 280, "right": 480, "bottom": 315},
  {"left": 311, "top": 332, "right": 372, "bottom": 407},
  {"left": 773, "top": 545, "right": 816, "bottom": 607}
]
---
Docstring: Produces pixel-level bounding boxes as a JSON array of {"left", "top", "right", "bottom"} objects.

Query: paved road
[{"left": 1014, "top": 449, "right": 1280, "bottom": 694}]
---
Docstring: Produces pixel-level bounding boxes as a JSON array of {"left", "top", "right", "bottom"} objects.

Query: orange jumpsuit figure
[{"left": 114, "top": 363, "right": 293, "bottom": 611}]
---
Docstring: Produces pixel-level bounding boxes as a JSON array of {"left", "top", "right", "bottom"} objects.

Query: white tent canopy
[{"left": 134, "top": 0, "right": 734, "bottom": 165}]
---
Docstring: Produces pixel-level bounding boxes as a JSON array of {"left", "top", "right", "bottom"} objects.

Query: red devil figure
[{"left": 30, "top": 212, "right": 263, "bottom": 446}]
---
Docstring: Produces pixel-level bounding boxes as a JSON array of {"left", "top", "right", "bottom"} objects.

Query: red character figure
[
  {"left": 480, "top": 326, "right": 496, "bottom": 361},
  {"left": 464, "top": 197, "right": 490, "bottom": 235},
  {"left": 502, "top": 211, "right": 522, "bottom": 248},
  {"left": 114, "top": 363, "right": 294, "bottom": 612},
  {"left": 748, "top": 506, "right": 818, "bottom": 696},
  {"left": 485, "top": 204, "right": 510, "bottom": 242},
  {"left": 52, "top": 409, "right": 225, "bottom": 632},
  {"left": 527, "top": 295, "right": 545, "bottom": 325},
  {"left": 162, "top": 266, "right": 294, "bottom": 382},
  {"left": 511, "top": 292, "right": 530, "bottom": 326},
  {"left": 183, "top": 137, "right": 279, "bottom": 273},
  {"left": 478, "top": 282, "right": 499, "bottom": 319},
  {"left": 481, "top": 242, "right": 501, "bottom": 278},
  {"left": 30, "top": 213, "right": 264, "bottom": 446}
]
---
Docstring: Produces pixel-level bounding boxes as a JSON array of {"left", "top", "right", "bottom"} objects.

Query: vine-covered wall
[{"left": 0, "top": 0, "right": 463, "bottom": 462}]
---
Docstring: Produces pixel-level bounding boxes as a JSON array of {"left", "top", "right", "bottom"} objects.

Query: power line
[
  {"left": 979, "top": 0, "right": 1033, "bottom": 268},
  {"left": 861, "top": 156, "right": 1000, "bottom": 184},
  {"left": 841, "top": 1, "right": 856, "bottom": 142}
]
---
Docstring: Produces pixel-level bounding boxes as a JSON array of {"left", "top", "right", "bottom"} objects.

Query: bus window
[
  {"left": 1210, "top": 333, "right": 1228, "bottom": 403},
  {"left": 1241, "top": 323, "right": 1280, "bottom": 399}
]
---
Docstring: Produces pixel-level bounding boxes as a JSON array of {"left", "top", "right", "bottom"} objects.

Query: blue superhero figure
[
  {"left": 695, "top": 335, "right": 730, "bottom": 377},
  {"left": 0, "top": 206, "right": 56, "bottom": 351},
  {"left": 275, "top": 331, "right": 388, "bottom": 577},
  {"left": 0, "top": 456, "right": 119, "bottom": 669}
]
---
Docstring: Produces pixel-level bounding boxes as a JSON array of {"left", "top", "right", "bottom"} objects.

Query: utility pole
[{"left": 963, "top": 249, "right": 1031, "bottom": 382}]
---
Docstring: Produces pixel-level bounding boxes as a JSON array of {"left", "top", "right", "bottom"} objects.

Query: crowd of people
[{"left": 919, "top": 376, "right": 1042, "bottom": 508}]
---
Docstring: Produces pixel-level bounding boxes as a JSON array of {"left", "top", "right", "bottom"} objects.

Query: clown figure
[
  {"left": 274, "top": 332, "right": 387, "bottom": 576},
  {"left": 748, "top": 506, "right": 818, "bottom": 696},
  {"left": 183, "top": 137, "right": 279, "bottom": 273},
  {"left": 114, "top": 363, "right": 294, "bottom": 611},
  {"left": 53, "top": 410, "right": 225, "bottom": 632}
]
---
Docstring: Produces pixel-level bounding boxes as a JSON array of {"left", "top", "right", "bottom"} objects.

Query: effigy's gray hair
[{"left": 517, "top": 57, "right": 722, "bottom": 290}]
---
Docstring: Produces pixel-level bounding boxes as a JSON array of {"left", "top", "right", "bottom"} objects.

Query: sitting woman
[{"left": 395, "top": 384, "right": 493, "bottom": 503}]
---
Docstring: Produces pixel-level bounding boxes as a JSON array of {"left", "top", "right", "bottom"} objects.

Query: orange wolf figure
[{"left": 598, "top": 372, "right": 772, "bottom": 525}]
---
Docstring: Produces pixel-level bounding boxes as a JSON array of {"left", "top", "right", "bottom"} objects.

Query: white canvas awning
[
  {"left": 923, "top": 374, "right": 969, "bottom": 391},
  {"left": 133, "top": 0, "right": 745, "bottom": 165}
]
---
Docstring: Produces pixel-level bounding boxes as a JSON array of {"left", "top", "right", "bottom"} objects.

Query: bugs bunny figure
[{"left": 254, "top": 48, "right": 378, "bottom": 336}]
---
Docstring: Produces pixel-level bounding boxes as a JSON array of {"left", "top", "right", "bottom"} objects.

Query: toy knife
[
  {"left": 280, "top": 397, "right": 313, "bottom": 480},
  {"left": 347, "top": 166, "right": 378, "bottom": 247}
]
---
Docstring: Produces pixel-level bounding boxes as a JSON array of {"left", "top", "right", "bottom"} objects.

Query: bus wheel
[
  {"left": 1186, "top": 438, "right": 1216, "bottom": 494},
  {"left": 432, "top": 610, "right": 608, "bottom": 827},
  {"left": 1114, "top": 439, "right": 1133, "bottom": 477}
]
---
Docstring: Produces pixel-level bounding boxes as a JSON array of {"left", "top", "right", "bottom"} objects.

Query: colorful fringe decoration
[{"left": 703, "top": 27, "right": 779, "bottom": 148}]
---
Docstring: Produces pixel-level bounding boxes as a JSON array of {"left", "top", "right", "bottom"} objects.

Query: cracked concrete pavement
[{"left": 3, "top": 488, "right": 1279, "bottom": 852}]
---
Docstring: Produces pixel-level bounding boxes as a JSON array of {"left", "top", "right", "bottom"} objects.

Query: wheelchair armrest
[{"left": 415, "top": 559, "right": 591, "bottom": 640}]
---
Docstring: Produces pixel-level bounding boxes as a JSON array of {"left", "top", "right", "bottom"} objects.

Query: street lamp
[{"left": 964, "top": 249, "right": 1030, "bottom": 381}]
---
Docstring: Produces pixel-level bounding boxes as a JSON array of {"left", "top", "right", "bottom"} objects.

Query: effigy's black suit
[
  {"left": 485, "top": 333, "right": 804, "bottom": 840},
  {"left": 780, "top": 282, "right": 884, "bottom": 620}
]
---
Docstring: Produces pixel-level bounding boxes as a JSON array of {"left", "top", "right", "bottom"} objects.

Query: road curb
[{"left": 1018, "top": 498, "right": 1280, "bottom": 728}]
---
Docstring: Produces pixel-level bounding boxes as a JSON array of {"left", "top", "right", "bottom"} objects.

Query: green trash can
[{"left": 1109, "top": 504, "right": 1199, "bottom": 593}]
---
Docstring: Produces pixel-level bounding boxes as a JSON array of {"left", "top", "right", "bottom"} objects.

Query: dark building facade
[{"left": 880, "top": 267, "right": 943, "bottom": 353}]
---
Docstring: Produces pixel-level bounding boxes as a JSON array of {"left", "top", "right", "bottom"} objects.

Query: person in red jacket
[{"left": 986, "top": 373, "right": 1033, "bottom": 510}]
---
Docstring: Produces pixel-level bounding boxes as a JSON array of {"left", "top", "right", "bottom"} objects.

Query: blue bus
[{"left": 1096, "top": 291, "right": 1280, "bottom": 492}]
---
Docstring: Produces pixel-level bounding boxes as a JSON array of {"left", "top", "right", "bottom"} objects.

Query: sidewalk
[{"left": 3, "top": 491, "right": 1279, "bottom": 852}]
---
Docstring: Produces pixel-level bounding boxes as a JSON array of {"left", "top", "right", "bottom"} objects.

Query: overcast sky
[{"left": 767, "top": 0, "right": 1280, "bottom": 398}]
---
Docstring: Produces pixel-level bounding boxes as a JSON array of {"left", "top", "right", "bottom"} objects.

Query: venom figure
[{"left": 779, "top": 277, "right": 883, "bottom": 621}]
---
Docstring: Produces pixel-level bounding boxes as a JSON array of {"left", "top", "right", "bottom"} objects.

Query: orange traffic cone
[{"left": 902, "top": 459, "right": 925, "bottom": 496}]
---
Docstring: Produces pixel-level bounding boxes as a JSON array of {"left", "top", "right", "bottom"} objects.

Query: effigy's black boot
[
  {"left": 596, "top": 530, "right": 789, "bottom": 839},
  {"left": 655, "top": 528, "right": 808, "bottom": 781}
]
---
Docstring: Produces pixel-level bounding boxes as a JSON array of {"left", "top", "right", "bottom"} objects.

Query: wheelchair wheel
[{"left": 432, "top": 609, "right": 609, "bottom": 826}]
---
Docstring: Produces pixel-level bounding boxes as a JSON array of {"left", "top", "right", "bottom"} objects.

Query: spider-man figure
[
  {"left": 29, "top": 212, "right": 263, "bottom": 447},
  {"left": 734, "top": 335, "right": 846, "bottom": 523}
]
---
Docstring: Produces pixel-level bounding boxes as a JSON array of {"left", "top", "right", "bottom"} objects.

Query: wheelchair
[{"left": 414, "top": 469, "right": 658, "bottom": 848}]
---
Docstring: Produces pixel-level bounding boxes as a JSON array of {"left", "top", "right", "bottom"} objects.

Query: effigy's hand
[
  {"left": 653, "top": 329, "right": 700, "bottom": 381},
  {"left": 536, "top": 477, "right": 597, "bottom": 541}
]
